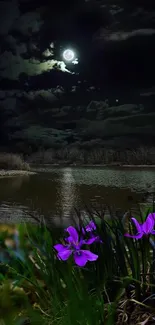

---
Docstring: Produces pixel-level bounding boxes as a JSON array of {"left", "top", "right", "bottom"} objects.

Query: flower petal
[
  {"left": 58, "top": 249, "right": 72, "bottom": 261},
  {"left": 147, "top": 213, "right": 155, "bottom": 221},
  {"left": 65, "top": 236, "right": 74, "bottom": 244},
  {"left": 83, "top": 236, "right": 99, "bottom": 245},
  {"left": 81, "top": 227, "right": 86, "bottom": 235},
  {"left": 74, "top": 249, "right": 98, "bottom": 267},
  {"left": 142, "top": 215, "right": 154, "bottom": 234},
  {"left": 150, "top": 230, "right": 155, "bottom": 235},
  {"left": 74, "top": 251, "right": 88, "bottom": 267},
  {"left": 85, "top": 221, "right": 96, "bottom": 232},
  {"left": 131, "top": 218, "right": 142, "bottom": 232},
  {"left": 54, "top": 244, "right": 67, "bottom": 252},
  {"left": 66, "top": 226, "right": 79, "bottom": 244},
  {"left": 124, "top": 232, "right": 143, "bottom": 239},
  {"left": 80, "top": 250, "right": 98, "bottom": 261}
]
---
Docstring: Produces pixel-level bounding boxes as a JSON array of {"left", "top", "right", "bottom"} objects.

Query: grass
[
  {"left": 0, "top": 153, "right": 30, "bottom": 171},
  {"left": 27, "top": 146, "right": 155, "bottom": 165},
  {"left": 1, "top": 205, "right": 155, "bottom": 324}
]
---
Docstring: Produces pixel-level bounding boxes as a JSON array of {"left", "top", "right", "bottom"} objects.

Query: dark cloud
[{"left": 0, "top": 1, "right": 20, "bottom": 35}]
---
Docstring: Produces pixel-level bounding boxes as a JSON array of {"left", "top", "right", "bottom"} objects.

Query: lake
[{"left": 0, "top": 166, "right": 155, "bottom": 226}]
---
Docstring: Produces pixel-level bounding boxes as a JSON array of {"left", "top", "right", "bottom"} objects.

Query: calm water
[{"left": 0, "top": 166, "right": 155, "bottom": 226}]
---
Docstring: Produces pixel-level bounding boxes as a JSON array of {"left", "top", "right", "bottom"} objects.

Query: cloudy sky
[{"left": 0, "top": 0, "right": 155, "bottom": 89}]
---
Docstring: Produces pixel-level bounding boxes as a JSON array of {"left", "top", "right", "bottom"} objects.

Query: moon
[{"left": 63, "top": 49, "right": 75, "bottom": 62}]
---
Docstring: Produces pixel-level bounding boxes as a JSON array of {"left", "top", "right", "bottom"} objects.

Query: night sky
[{"left": 1, "top": 0, "right": 155, "bottom": 92}]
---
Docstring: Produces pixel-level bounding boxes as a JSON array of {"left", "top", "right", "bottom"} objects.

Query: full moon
[{"left": 63, "top": 49, "right": 75, "bottom": 62}]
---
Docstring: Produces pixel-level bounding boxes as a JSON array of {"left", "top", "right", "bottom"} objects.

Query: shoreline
[
  {"left": 1, "top": 164, "right": 155, "bottom": 177},
  {"left": 30, "top": 163, "right": 155, "bottom": 168},
  {"left": 0, "top": 170, "right": 36, "bottom": 177}
]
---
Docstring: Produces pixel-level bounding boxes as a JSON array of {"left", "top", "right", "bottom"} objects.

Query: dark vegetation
[
  {"left": 27, "top": 147, "right": 155, "bottom": 165},
  {"left": 0, "top": 153, "right": 30, "bottom": 171},
  {"left": 1, "top": 207, "right": 155, "bottom": 324}
]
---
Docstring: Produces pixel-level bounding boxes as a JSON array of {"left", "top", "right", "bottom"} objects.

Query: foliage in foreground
[{"left": 1, "top": 209, "right": 155, "bottom": 324}]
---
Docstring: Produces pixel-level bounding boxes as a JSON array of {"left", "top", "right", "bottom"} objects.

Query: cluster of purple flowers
[
  {"left": 124, "top": 213, "right": 155, "bottom": 239},
  {"left": 54, "top": 221, "right": 100, "bottom": 267},
  {"left": 54, "top": 213, "right": 155, "bottom": 267}
]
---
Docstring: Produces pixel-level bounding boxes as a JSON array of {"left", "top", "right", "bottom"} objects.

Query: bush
[{"left": 0, "top": 153, "right": 30, "bottom": 170}]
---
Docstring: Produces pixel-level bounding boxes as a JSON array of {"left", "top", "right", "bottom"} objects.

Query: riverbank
[
  {"left": 0, "top": 169, "right": 36, "bottom": 177},
  {"left": 1, "top": 150, "right": 155, "bottom": 177},
  {"left": 30, "top": 162, "right": 155, "bottom": 168}
]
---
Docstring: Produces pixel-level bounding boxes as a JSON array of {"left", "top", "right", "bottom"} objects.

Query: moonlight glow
[{"left": 63, "top": 49, "right": 75, "bottom": 62}]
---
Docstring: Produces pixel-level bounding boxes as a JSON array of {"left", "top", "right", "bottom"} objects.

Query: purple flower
[
  {"left": 85, "top": 221, "right": 96, "bottom": 232},
  {"left": 54, "top": 226, "right": 98, "bottom": 267},
  {"left": 79, "top": 220, "right": 103, "bottom": 244},
  {"left": 80, "top": 220, "right": 96, "bottom": 236},
  {"left": 124, "top": 213, "right": 155, "bottom": 240},
  {"left": 65, "top": 225, "right": 98, "bottom": 246}
]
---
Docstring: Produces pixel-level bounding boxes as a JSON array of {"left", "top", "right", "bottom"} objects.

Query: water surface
[{"left": 0, "top": 166, "right": 155, "bottom": 226}]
